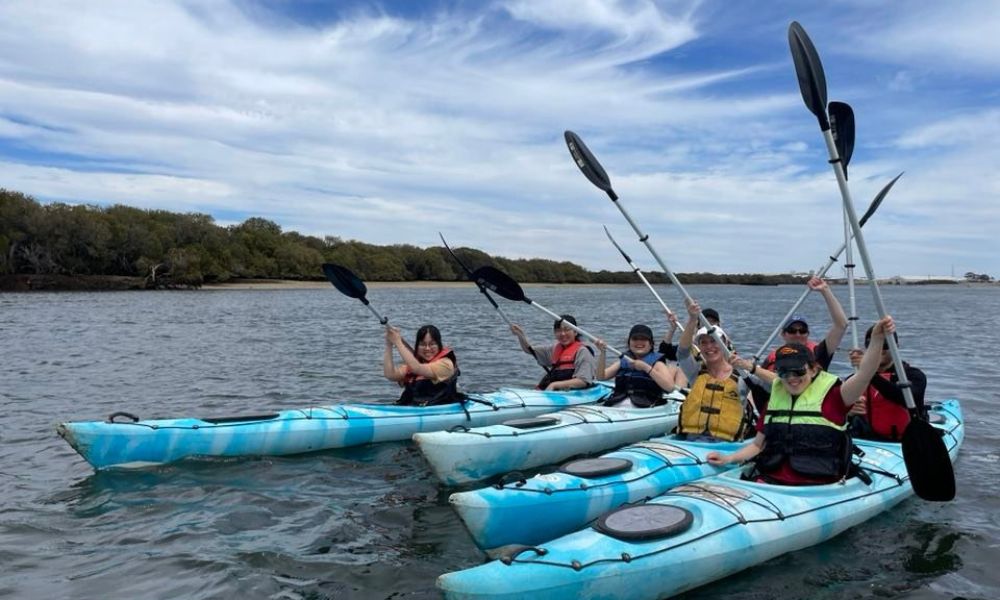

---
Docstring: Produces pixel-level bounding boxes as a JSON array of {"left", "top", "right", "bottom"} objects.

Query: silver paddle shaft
[
  {"left": 753, "top": 231, "right": 860, "bottom": 363},
  {"left": 527, "top": 300, "right": 624, "bottom": 358},
  {"left": 822, "top": 128, "right": 916, "bottom": 410},
  {"left": 604, "top": 226, "right": 675, "bottom": 317}
]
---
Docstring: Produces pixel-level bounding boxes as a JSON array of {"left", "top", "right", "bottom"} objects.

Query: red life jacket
[
  {"left": 537, "top": 340, "right": 583, "bottom": 389},
  {"left": 764, "top": 340, "right": 818, "bottom": 369},
  {"left": 865, "top": 371, "right": 910, "bottom": 441}
]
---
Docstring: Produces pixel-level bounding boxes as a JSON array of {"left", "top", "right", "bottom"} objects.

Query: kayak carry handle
[
  {"left": 498, "top": 545, "right": 547, "bottom": 565},
  {"left": 106, "top": 412, "right": 140, "bottom": 423}
]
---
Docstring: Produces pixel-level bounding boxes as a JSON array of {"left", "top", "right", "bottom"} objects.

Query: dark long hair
[{"left": 414, "top": 325, "right": 443, "bottom": 363}]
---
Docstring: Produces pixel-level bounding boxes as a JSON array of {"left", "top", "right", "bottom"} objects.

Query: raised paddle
[
  {"left": 830, "top": 100, "right": 862, "bottom": 352},
  {"left": 752, "top": 173, "right": 902, "bottom": 364},
  {"left": 829, "top": 101, "right": 855, "bottom": 179},
  {"left": 323, "top": 262, "right": 499, "bottom": 409},
  {"left": 472, "top": 265, "right": 626, "bottom": 358},
  {"left": 322, "top": 262, "right": 389, "bottom": 325},
  {"left": 789, "top": 21, "right": 955, "bottom": 501},
  {"left": 565, "top": 130, "right": 732, "bottom": 361},
  {"left": 439, "top": 233, "right": 514, "bottom": 328},
  {"left": 603, "top": 225, "right": 677, "bottom": 320}
]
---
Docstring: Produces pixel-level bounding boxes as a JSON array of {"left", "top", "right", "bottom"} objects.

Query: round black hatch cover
[
  {"left": 503, "top": 416, "right": 560, "bottom": 429},
  {"left": 593, "top": 504, "right": 694, "bottom": 541},
  {"left": 559, "top": 457, "right": 632, "bottom": 478}
]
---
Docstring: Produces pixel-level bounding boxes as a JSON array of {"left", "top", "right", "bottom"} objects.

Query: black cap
[
  {"left": 628, "top": 324, "right": 653, "bottom": 340},
  {"left": 773, "top": 343, "right": 814, "bottom": 372},
  {"left": 703, "top": 308, "right": 720, "bottom": 324}
]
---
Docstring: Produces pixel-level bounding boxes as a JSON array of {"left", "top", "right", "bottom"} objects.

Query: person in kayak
[
  {"left": 675, "top": 300, "right": 761, "bottom": 442},
  {"left": 660, "top": 307, "right": 720, "bottom": 361},
  {"left": 510, "top": 315, "right": 596, "bottom": 391},
  {"left": 706, "top": 316, "right": 895, "bottom": 485},
  {"left": 384, "top": 325, "right": 461, "bottom": 406},
  {"left": 761, "top": 276, "right": 848, "bottom": 371},
  {"left": 593, "top": 324, "right": 687, "bottom": 407},
  {"left": 846, "top": 323, "right": 927, "bottom": 442}
]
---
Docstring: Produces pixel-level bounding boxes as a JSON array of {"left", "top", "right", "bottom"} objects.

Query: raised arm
[
  {"left": 678, "top": 298, "right": 701, "bottom": 351},
  {"left": 383, "top": 327, "right": 405, "bottom": 382},
  {"left": 809, "top": 276, "right": 848, "bottom": 354},
  {"left": 594, "top": 338, "right": 620, "bottom": 380},
  {"left": 388, "top": 327, "right": 441, "bottom": 379},
  {"left": 841, "top": 316, "right": 894, "bottom": 406},
  {"left": 510, "top": 323, "right": 534, "bottom": 355}
]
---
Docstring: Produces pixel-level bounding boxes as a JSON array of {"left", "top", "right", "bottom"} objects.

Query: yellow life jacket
[{"left": 678, "top": 368, "right": 751, "bottom": 441}]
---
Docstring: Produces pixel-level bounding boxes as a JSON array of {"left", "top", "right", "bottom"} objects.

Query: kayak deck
[
  {"left": 438, "top": 399, "right": 964, "bottom": 600},
  {"left": 57, "top": 384, "right": 612, "bottom": 470}
]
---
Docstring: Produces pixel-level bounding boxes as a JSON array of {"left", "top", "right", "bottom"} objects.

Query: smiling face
[
  {"left": 628, "top": 335, "right": 652, "bottom": 356},
  {"left": 554, "top": 324, "right": 577, "bottom": 346},
  {"left": 416, "top": 332, "right": 440, "bottom": 361},
  {"left": 777, "top": 363, "right": 819, "bottom": 395},
  {"left": 697, "top": 334, "right": 724, "bottom": 363}
]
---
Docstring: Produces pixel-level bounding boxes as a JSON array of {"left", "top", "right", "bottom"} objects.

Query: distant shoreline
[{"left": 1, "top": 273, "right": 984, "bottom": 292}]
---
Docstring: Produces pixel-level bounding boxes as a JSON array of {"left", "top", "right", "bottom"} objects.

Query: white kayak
[{"left": 414, "top": 392, "right": 684, "bottom": 486}]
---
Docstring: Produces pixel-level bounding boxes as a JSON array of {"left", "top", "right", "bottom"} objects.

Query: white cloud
[{"left": 0, "top": 0, "right": 996, "bottom": 277}]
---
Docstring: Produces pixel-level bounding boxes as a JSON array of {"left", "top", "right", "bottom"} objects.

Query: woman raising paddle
[
  {"left": 674, "top": 300, "right": 759, "bottom": 442},
  {"left": 384, "top": 325, "right": 462, "bottom": 406},
  {"left": 510, "top": 315, "right": 597, "bottom": 391},
  {"left": 594, "top": 324, "right": 687, "bottom": 408},
  {"left": 707, "top": 316, "right": 896, "bottom": 485}
]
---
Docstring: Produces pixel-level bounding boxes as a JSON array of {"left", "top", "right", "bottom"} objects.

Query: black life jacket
[
  {"left": 756, "top": 371, "right": 851, "bottom": 480},
  {"left": 397, "top": 348, "right": 462, "bottom": 406},
  {"left": 604, "top": 351, "right": 666, "bottom": 408}
]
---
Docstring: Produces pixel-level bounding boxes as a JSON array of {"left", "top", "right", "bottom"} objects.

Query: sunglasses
[
  {"left": 784, "top": 327, "right": 808, "bottom": 335},
  {"left": 777, "top": 367, "right": 808, "bottom": 378}
]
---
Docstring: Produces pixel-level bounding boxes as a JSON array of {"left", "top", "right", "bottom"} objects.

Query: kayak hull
[
  {"left": 438, "top": 399, "right": 963, "bottom": 600},
  {"left": 414, "top": 396, "right": 683, "bottom": 486},
  {"left": 450, "top": 435, "right": 747, "bottom": 552},
  {"left": 56, "top": 385, "right": 611, "bottom": 470}
]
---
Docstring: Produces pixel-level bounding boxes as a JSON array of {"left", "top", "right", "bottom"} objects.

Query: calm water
[{"left": 2, "top": 284, "right": 998, "bottom": 599}]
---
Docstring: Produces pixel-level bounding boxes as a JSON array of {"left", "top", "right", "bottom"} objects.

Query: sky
[{"left": 0, "top": 0, "right": 997, "bottom": 277}]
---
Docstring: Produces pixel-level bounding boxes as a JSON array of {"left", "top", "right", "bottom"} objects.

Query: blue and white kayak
[
  {"left": 438, "top": 399, "right": 964, "bottom": 600},
  {"left": 414, "top": 392, "right": 684, "bottom": 486},
  {"left": 56, "top": 384, "right": 611, "bottom": 470},
  {"left": 449, "top": 434, "right": 747, "bottom": 552}
]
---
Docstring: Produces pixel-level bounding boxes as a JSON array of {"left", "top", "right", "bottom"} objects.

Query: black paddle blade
[
  {"left": 788, "top": 22, "right": 830, "bottom": 130},
  {"left": 322, "top": 263, "right": 368, "bottom": 302},
  {"left": 902, "top": 418, "right": 956, "bottom": 501},
  {"left": 858, "top": 172, "right": 903, "bottom": 227},
  {"left": 829, "top": 101, "right": 855, "bottom": 178},
  {"left": 564, "top": 130, "right": 618, "bottom": 200},
  {"left": 471, "top": 265, "right": 526, "bottom": 303}
]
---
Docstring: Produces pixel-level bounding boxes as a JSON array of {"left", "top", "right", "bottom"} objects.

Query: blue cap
[{"left": 783, "top": 315, "right": 808, "bottom": 330}]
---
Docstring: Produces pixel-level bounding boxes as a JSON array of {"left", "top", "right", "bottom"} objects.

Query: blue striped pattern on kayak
[
  {"left": 56, "top": 384, "right": 611, "bottom": 470},
  {"left": 438, "top": 399, "right": 963, "bottom": 600}
]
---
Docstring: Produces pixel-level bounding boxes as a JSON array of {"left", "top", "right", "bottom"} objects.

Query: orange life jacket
[{"left": 537, "top": 340, "right": 584, "bottom": 389}]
